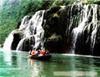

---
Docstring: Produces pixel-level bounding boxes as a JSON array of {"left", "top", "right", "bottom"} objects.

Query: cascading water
[
  {"left": 17, "top": 10, "right": 45, "bottom": 51},
  {"left": 3, "top": 1, "right": 100, "bottom": 56},
  {"left": 71, "top": 4, "right": 91, "bottom": 54},
  {"left": 71, "top": 3, "right": 98, "bottom": 55},
  {"left": 3, "top": 10, "right": 45, "bottom": 51},
  {"left": 16, "top": 38, "right": 26, "bottom": 51},
  {"left": 90, "top": 5, "right": 98, "bottom": 52},
  {"left": 3, "top": 31, "right": 14, "bottom": 51}
]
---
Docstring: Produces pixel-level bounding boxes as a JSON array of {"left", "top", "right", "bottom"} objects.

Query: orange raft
[{"left": 29, "top": 50, "right": 51, "bottom": 60}]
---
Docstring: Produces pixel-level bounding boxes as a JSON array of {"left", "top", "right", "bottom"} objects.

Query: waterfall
[
  {"left": 16, "top": 10, "right": 45, "bottom": 51},
  {"left": 16, "top": 38, "right": 26, "bottom": 51},
  {"left": 71, "top": 4, "right": 90, "bottom": 54},
  {"left": 18, "top": 15, "right": 31, "bottom": 31},
  {"left": 90, "top": 5, "right": 98, "bottom": 52},
  {"left": 3, "top": 31, "right": 14, "bottom": 51},
  {"left": 71, "top": 4, "right": 98, "bottom": 54},
  {"left": 3, "top": 10, "right": 45, "bottom": 51},
  {"left": 3, "top": 1, "right": 100, "bottom": 56}
]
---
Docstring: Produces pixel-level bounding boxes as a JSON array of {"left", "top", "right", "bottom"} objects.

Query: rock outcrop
[{"left": 3, "top": 2, "right": 100, "bottom": 56}]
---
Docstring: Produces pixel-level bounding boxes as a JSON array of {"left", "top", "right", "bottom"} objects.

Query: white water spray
[
  {"left": 71, "top": 4, "right": 98, "bottom": 54},
  {"left": 3, "top": 31, "right": 14, "bottom": 51},
  {"left": 16, "top": 10, "right": 45, "bottom": 51}
]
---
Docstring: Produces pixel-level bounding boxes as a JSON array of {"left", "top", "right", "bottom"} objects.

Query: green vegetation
[
  {"left": 0, "top": 0, "right": 51, "bottom": 44},
  {"left": 0, "top": 0, "right": 100, "bottom": 45},
  {"left": 0, "top": 0, "right": 66, "bottom": 45}
]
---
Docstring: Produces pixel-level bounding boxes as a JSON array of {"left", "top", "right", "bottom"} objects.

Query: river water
[{"left": 0, "top": 49, "right": 100, "bottom": 77}]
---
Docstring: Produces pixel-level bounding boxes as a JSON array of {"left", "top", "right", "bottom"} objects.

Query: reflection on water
[{"left": 0, "top": 49, "right": 100, "bottom": 77}]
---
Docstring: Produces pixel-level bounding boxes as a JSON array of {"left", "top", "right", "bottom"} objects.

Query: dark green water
[{"left": 0, "top": 49, "right": 100, "bottom": 77}]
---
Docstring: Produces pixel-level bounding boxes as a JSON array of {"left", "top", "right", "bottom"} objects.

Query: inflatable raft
[{"left": 29, "top": 50, "right": 51, "bottom": 60}]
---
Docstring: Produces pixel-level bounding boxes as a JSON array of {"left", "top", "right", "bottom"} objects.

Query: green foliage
[
  {"left": 0, "top": 0, "right": 45, "bottom": 44},
  {"left": 0, "top": 0, "right": 100, "bottom": 45}
]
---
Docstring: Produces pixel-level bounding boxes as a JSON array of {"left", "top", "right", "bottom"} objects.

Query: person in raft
[
  {"left": 30, "top": 50, "right": 48, "bottom": 56},
  {"left": 29, "top": 44, "right": 50, "bottom": 59}
]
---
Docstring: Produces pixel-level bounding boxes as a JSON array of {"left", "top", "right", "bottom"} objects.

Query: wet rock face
[
  {"left": 16, "top": 36, "right": 35, "bottom": 51},
  {"left": 42, "top": 5, "right": 83, "bottom": 53},
  {"left": 42, "top": 4, "right": 100, "bottom": 55},
  {"left": 11, "top": 33, "right": 22, "bottom": 50},
  {"left": 3, "top": 3, "right": 100, "bottom": 56},
  {"left": 43, "top": 6, "right": 69, "bottom": 53},
  {"left": 97, "top": 5, "right": 100, "bottom": 20},
  {"left": 93, "top": 23, "right": 100, "bottom": 56}
]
